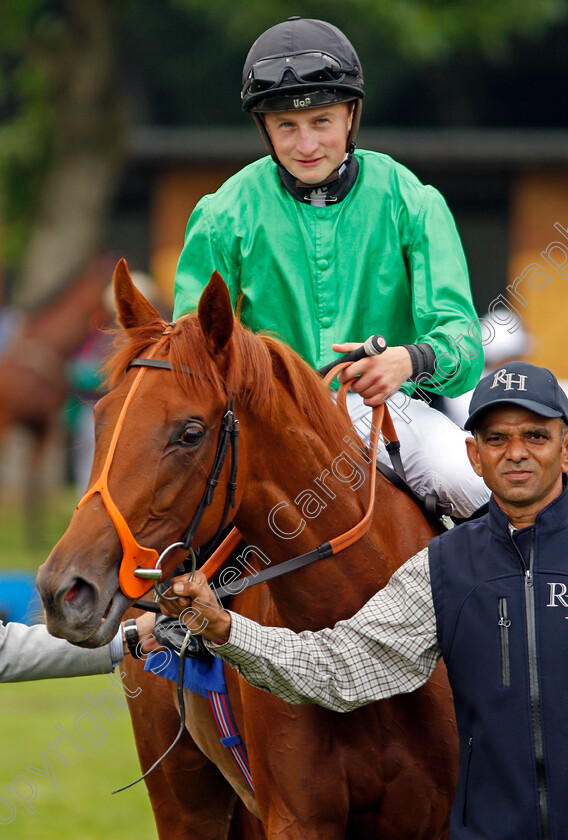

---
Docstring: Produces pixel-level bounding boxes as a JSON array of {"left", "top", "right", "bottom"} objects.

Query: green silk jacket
[{"left": 174, "top": 150, "right": 483, "bottom": 395}]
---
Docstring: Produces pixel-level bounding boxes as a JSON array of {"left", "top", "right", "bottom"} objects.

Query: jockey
[{"left": 173, "top": 16, "right": 489, "bottom": 518}]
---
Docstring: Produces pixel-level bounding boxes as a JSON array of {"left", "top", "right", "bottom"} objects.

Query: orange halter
[
  {"left": 77, "top": 336, "right": 167, "bottom": 600},
  {"left": 78, "top": 332, "right": 240, "bottom": 601}
]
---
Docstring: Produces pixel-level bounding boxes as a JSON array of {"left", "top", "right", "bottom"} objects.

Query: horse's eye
[{"left": 179, "top": 423, "right": 204, "bottom": 446}]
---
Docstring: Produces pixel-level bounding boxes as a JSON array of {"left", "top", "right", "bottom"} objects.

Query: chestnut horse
[{"left": 37, "top": 260, "right": 458, "bottom": 839}]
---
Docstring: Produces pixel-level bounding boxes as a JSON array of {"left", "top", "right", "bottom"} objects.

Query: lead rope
[{"left": 112, "top": 626, "right": 195, "bottom": 795}]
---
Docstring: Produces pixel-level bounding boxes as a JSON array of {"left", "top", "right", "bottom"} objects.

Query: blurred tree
[
  {"left": 121, "top": 0, "right": 568, "bottom": 128},
  {"left": 1, "top": 0, "right": 567, "bottom": 307},
  {"left": 173, "top": 0, "right": 567, "bottom": 59},
  {"left": 169, "top": 0, "right": 568, "bottom": 121},
  {"left": 0, "top": 0, "right": 124, "bottom": 307}
]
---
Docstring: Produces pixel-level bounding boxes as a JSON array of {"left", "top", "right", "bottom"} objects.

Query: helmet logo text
[{"left": 293, "top": 97, "right": 312, "bottom": 108}]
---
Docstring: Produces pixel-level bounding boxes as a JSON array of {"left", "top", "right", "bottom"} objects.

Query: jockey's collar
[{"left": 277, "top": 151, "right": 359, "bottom": 205}]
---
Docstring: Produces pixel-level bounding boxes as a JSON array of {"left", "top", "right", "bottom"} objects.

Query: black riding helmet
[{"left": 242, "top": 17, "right": 364, "bottom": 160}]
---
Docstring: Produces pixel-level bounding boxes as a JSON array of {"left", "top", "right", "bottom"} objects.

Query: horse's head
[{"left": 36, "top": 259, "right": 245, "bottom": 647}]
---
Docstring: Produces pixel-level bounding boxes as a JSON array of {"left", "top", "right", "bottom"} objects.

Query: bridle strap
[
  {"left": 128, "top": 358, "right": 193, "bottom": 375},
  {"left": 213, "top": 541, "right": 334, "bottom": 599},
  {"left": 179, "top": 399, "right": 239, "bottom": 554}
]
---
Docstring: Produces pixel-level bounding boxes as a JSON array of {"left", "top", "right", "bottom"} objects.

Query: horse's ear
[
  {"left": 113, "top": 258, "right": 162, "bottom": 329},
  {"left": 197, "top": 271, "right": 234, "bottom": 354}
]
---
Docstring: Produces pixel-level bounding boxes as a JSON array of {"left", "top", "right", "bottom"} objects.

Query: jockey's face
[{"left": 263, "top": 103, "right": 353, "bottom": 184}]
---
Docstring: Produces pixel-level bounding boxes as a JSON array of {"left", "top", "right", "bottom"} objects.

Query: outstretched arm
[
  {"left": 0, "top": 621, "right": 117, "bottom": 682},
  {"left": 160, "top": 548, "right": 441, "bottom": 712},
  {"left": 0, "top": 612, "right": 158, "bottom": 683}
]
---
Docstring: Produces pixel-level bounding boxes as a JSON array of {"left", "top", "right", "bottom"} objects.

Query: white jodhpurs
[{"left": 345, "top": 391, "right": 490, "bottom": 519}]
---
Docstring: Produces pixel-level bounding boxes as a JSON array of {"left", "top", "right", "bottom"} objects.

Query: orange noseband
[{"left": 78, "top": 337, "right": 168, "bottom": 600}]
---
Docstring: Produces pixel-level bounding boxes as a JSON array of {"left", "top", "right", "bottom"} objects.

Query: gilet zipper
[
  {"left": 509, "top": 528, "right": 550, "bottom": 839},
  {"left": 498, "top": 597, "right": 511, "bottom": 688},
  {"left": 462, "top": 736, "right": 473, "bottom": 826}
]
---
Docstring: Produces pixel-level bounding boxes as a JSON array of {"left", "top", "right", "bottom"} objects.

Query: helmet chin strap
[
  {"left": 346, "top": 98, "right": 362, "bottom": 154},
  {"left": 252, "top": 112, "right": 280, "bottom": 164},
  {"left": 252, "top": 99, "right": 362, "bottom": 189}
]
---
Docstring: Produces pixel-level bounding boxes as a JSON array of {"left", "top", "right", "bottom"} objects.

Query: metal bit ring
[{"left": 153, "top": 543, "right": 197, "bottom": 602}]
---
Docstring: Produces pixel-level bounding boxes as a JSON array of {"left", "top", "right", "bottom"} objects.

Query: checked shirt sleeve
[{"left": 207, "top": 548, "right": 440, "bottom": 711}]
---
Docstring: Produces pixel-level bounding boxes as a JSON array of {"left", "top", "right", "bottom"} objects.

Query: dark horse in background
[
  {"left": 37, "top": 260, "right": 458, "bottom": 838},
  {"left": 0, "top": 255, "right": 114, "bottom": 535}
]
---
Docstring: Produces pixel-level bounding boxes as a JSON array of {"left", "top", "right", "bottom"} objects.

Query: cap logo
[
  {"left": 491, "top": 368, "right": 528, "bottom": 391},
  {"left": 293, "top": 96, "right": 312, "bottom": 108}
]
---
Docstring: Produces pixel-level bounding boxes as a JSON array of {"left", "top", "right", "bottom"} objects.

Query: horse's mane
[{"left": 104, "top": 314, "right": 351, "bottom": 453}]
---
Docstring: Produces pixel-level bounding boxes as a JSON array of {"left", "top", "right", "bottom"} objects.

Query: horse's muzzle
[{"left": 36, "top": 559, "right": 123, "bottom": 646}]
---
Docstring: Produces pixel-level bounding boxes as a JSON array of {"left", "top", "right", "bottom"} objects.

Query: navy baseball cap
[{"left": 464, "top": 362, "right": 568, "bottom": 431}]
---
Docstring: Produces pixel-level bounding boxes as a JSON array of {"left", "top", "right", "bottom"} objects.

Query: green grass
[
  {"left": 0, "top": 485, "right": 78, "bottom": 573},
  {"left": 0, "top": 488, "right": 157, "bottom": 838},
  {"left": 0, "top": 674, "right": 156, "bottom": 839}
]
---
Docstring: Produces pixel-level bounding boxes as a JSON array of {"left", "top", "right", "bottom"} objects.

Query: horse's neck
[{"left": 233, "top": 399, "right": 434, "bottom": 632}]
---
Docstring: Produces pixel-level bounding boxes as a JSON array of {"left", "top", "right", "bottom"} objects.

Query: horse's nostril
[
  {"left": 62, "top": 578, "right": 96, "bottom": 615},
  {"left": 64, "top": 582, "right": 81, "bottom": 602}
]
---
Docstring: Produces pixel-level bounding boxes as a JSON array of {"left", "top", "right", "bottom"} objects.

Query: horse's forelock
[
  {"left": 166, "top": 316, "right": 274, "bottom": 407},
  {"left": 102, "top": 321, "right": 166, "bottom": 388}
]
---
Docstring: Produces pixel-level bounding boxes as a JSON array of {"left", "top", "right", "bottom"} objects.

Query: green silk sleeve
[
  {"left": 173, "top": 196, "right": 239, "bottom": 319},
  {"left": 406, "top": 186, "right": 484, "bottom": 396}
]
